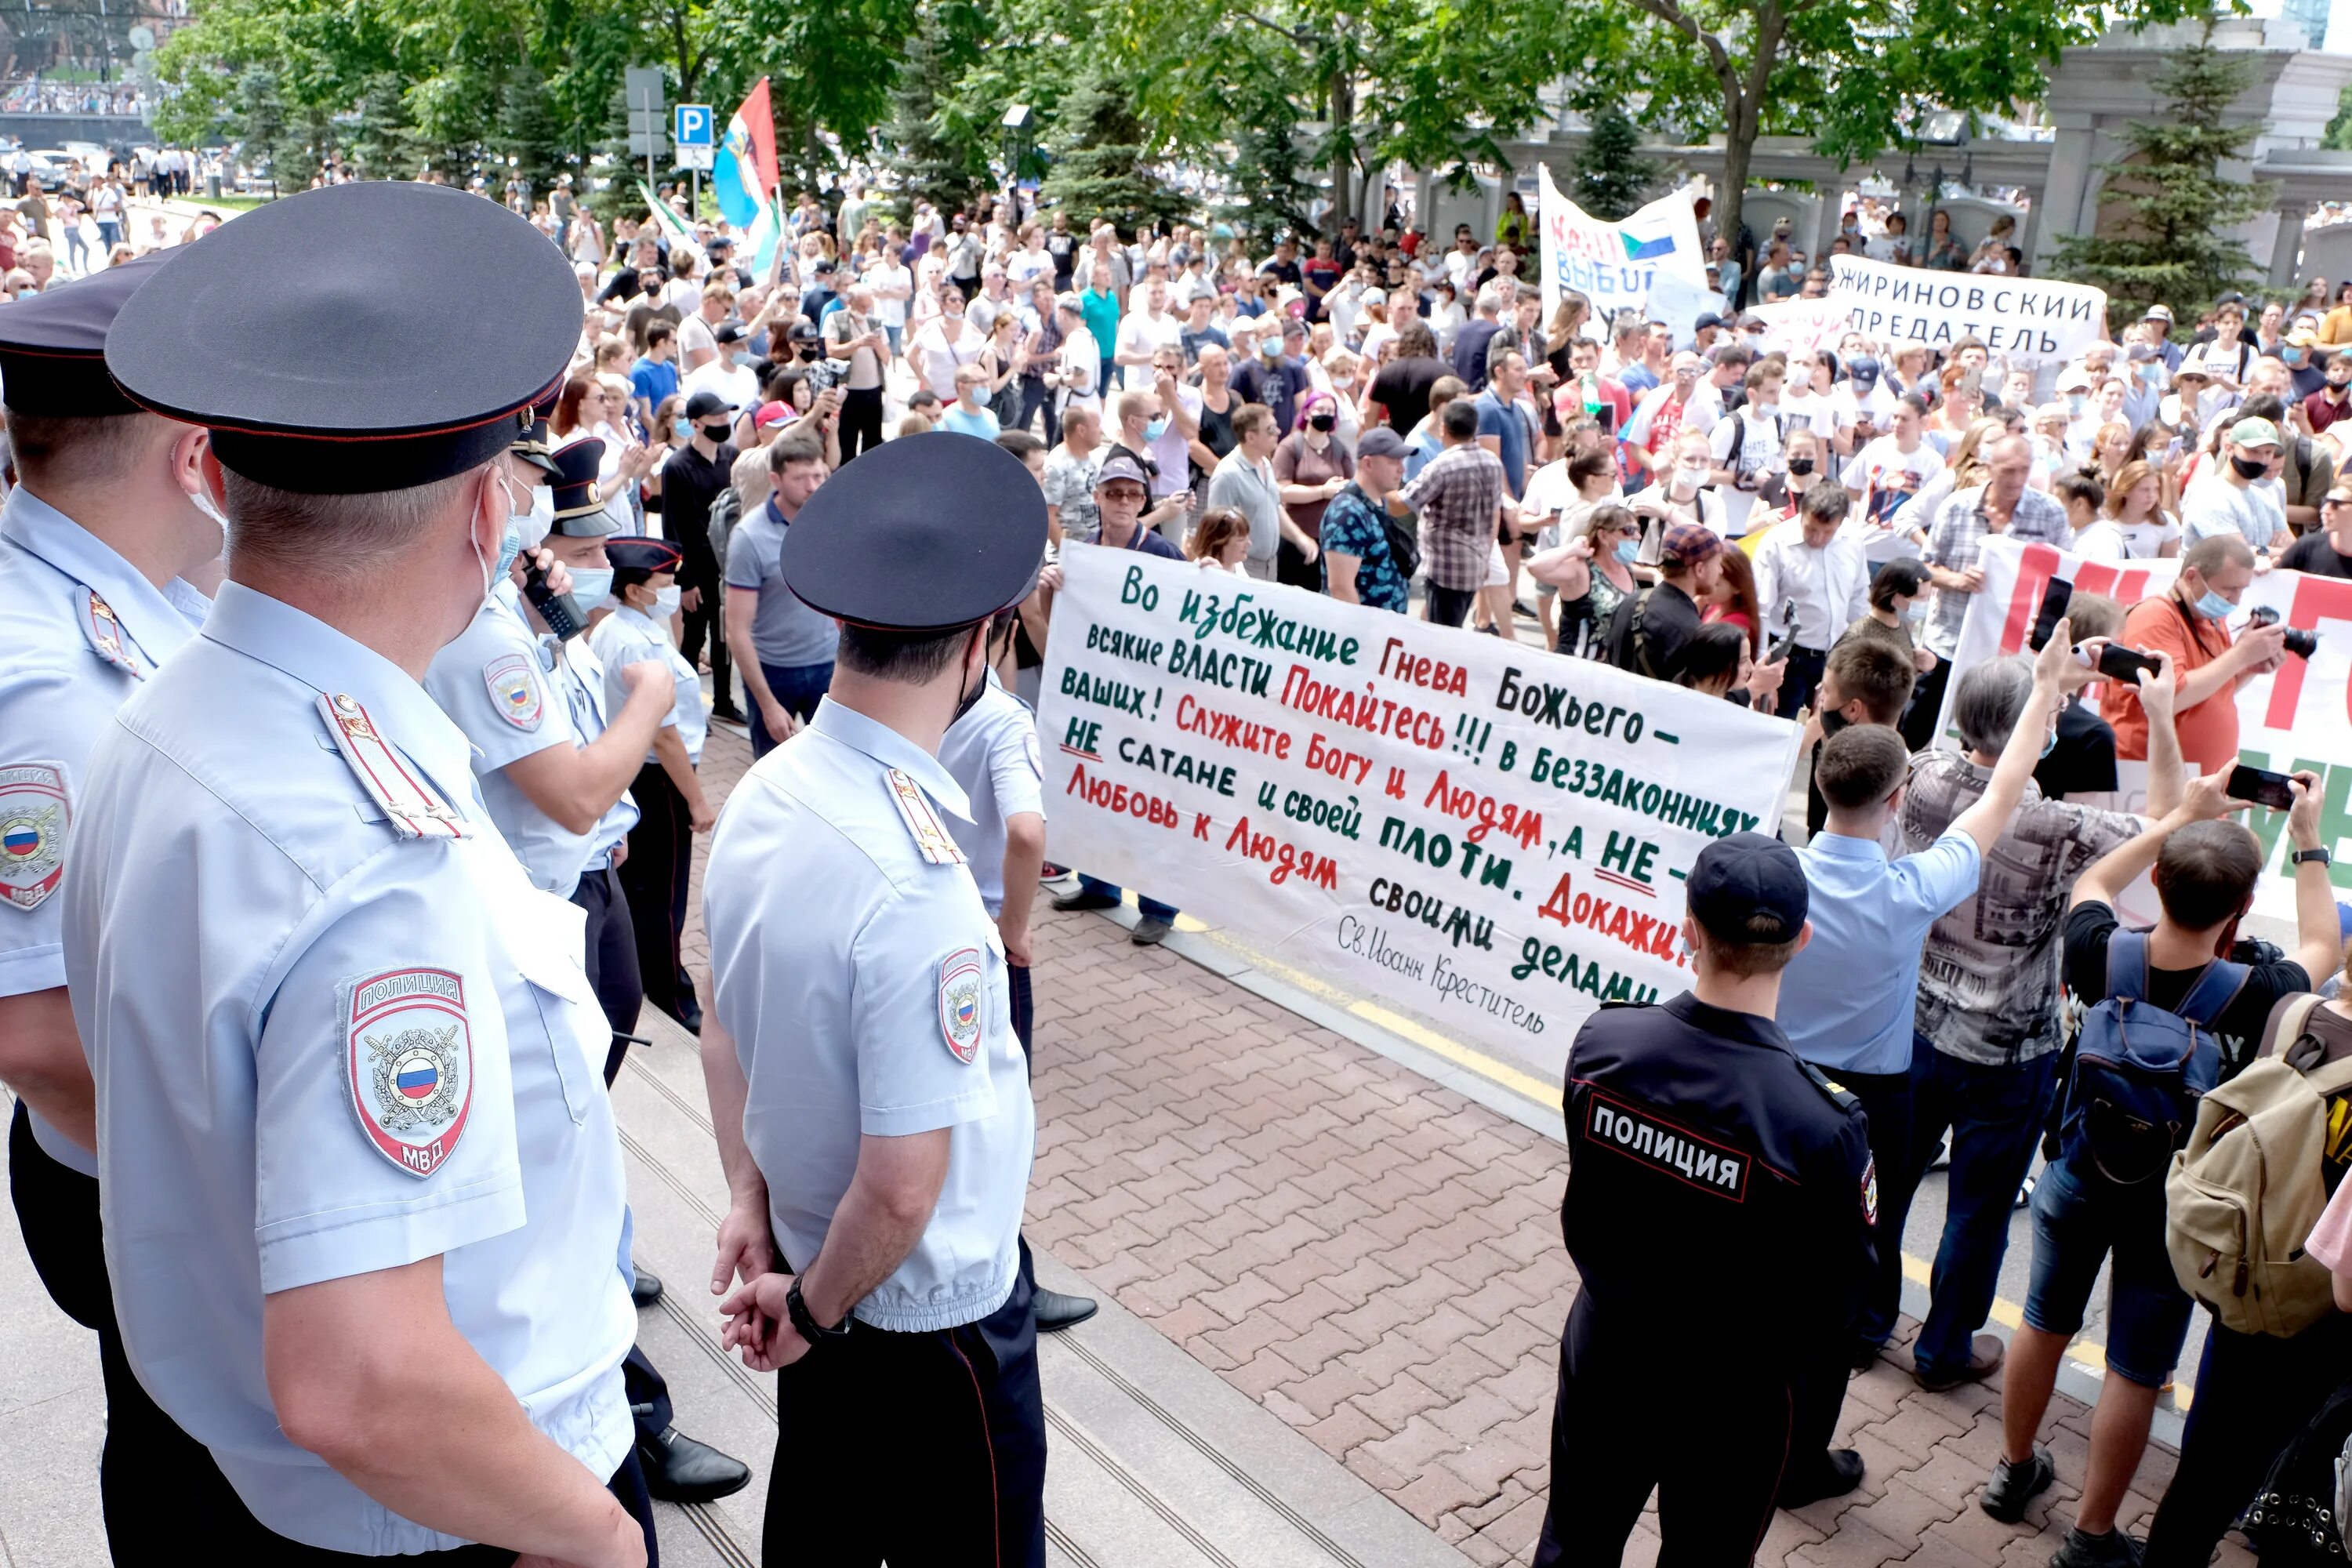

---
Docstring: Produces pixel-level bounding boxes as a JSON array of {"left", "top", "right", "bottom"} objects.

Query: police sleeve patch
[
  {"left": 0, "top": 761, "right": 68, "bottom": 912},
  {"left": 1582, "top": 1091, "right": 1750, "bottom": 1200},
  {"left": 484, "top": 652, "right": 545, "bottom": 731},
  {"left": 347, "top": 967, "right": 474, "bottom": 1178},
  {"left": 938, "top": 947, "right": 984, "bottom": 1064},
  {"left": 1861, "top": 1156, "right": 1879, "bottom": 1229}
]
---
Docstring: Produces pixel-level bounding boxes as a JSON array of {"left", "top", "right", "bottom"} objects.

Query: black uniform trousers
[
  {"left": 765, "top": 1265, "right": 1046, "bottom": 1568},
  {"left": 2143, "top": 1312, "right": 2352, "bottom": 1568},
  {"left": 1534, "top": 1294, "right": 1795, "bottom": 1568},
  {"left": 567, "top": 866, "right": 676, "bottom": 1451},
  {"left": 9, "top": 1101, "right": 217, "bottom": 1556},
  {"left": 618, "top": 761, "right": 698, "bottom": 1030},
  {"left": 681, "top": 591, "right": 736, "bottom": 720},
  {"left": 185, "top": 1434, "right": 657, "bottom": 1564},
  {"left": 1900, "top": 655, "right": 1952, "bottom": 752}
]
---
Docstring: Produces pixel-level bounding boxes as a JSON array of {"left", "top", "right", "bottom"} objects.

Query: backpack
[
  {"left": 706, "top": 483, "right": 742, "bottom": 574},
  {"left": 2057, "top": 928, "right": 2243, "bottom": 1189},
  {"left": 2166, "top": 993, "right": 2352, "bottom": 1338},
  {"left": 2241, "top": 1376, "right": 2352, "bottom": 1564}
]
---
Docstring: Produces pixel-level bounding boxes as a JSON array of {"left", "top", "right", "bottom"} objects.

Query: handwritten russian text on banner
[
  {"left": 1536, "top": 170, "right": 1708, "bottom": 328},
  {"left": 1036, "top": 547, "right": 1801, "bottom": 1076},
  {"left": 1748, "top": 296, "right": 1855, "bottom": 357},
  {"left": 1939, "top": 535, "right": 2352, "bottom": 920},
  {"left": 1828, "top": 256, "right": 2108, "bottom": 365}
]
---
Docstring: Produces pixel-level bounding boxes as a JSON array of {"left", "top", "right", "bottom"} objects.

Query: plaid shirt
[
  {"left": 1922, "top": 483, "right": 2070, "bottom": 658},
  {"left": 1402, "top": 441, "right": 1504, "bottom": 591}
]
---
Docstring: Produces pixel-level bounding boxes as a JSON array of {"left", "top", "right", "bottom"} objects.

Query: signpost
[
  {"left": 674, "top": 103, "right": 713, "bottom": 223},
  {"left": 625, "top": 67, "right": 666, "bottom": 195}
]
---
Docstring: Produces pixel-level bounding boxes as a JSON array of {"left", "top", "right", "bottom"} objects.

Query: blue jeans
[
  {"left": 1907, "top": 1045, "right": 2062, "bottom": 1380},
  {"left": 1077, "top": 874, "right": 1178, "bottom": 924},
  {"left": 749, "top": 660, "right": 834, "bottom": 759},
  {"left": 2023, "top": 1156, "right": 2191, "bottom": 1387}
]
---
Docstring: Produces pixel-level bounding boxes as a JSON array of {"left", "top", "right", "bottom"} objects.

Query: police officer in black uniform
[{"left": 1533, "top": 833, "right": 1877, "bottom": 1566}]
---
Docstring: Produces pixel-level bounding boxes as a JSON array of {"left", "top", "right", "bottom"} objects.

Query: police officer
[
  {"left": 420, "top": 431, "right": 750, "bottom": 1505},
  {"left": 71, "top": 182, "right": 654, "bottom": 1562},
  {"left": 0, "top": 252, "right": 221, "bottom": 1553},
  {"left": 938, "top": 607, "right": 1098, "bottom": 1334},
  {"left": 1532, "top": 833, "right": 1877, "bottom": 1566},
  {"left": 700, "top": 433, "right": 1049, "bottom": 1567}
]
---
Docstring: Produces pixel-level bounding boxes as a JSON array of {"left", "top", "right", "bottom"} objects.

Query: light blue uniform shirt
[
  {"left": 422, "top": 584, "right": 637, "bottom": 892},
  {"left": 60, "top": 583, "right": 635, "bottom": 1555},
  {"left": 550, "top": 630, "right": 639, "bottom": 871},
  {"left": 704, "top": 698, "right": 1034, "bottom": 1333},
  {"left": 1777, "top": 828, "right": 1983, "bottom": 1077},
  {"left": 589, "top": 603, "right": 706, "bottom": 766},
  {"left": 936, "top": 670, "right": 1045, "bottom": 919},
  {"left": 0, "top": 487, "right": 207, "bottom": 1176}
]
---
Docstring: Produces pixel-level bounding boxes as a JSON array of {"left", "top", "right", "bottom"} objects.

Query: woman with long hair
[
  {"left": 1700, "top": 543, "right": 1765, "bottom": 655},
  {"left": 1185, "top": 506, "right": 1253, "bottom": 575},
  {"left": 1272, "top": 389, "right": 1356, "bottom": 589},
  {"left": 1525, "top": 501, "right": 1641, "bottom": 658},
  {"left": 2103, "top": 459, "right": 2182, "bottom": 558},
  {"left": 1923, "top": 367, "right": 1983, "bottom": 456},
  {"left": 2087, "top": 419, "right": 2134, "bottom": 489}
]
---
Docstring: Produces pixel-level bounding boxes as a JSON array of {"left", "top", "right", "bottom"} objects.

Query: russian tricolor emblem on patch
[{"left": 347, "top": 967, "right": 474, "bottom": 1178}]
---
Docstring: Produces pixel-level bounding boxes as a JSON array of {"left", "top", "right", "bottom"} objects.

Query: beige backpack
[{"left": 2165, "top": 993, "right": 2352, "bottom": 1338}]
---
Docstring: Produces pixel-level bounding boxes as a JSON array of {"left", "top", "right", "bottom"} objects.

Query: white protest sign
[
  {"left": 1536, "top": 169, "right": 1708, "bottom": 328},
  {"left": 1036, "top": 546, "right": 1802, "bottom": 1078},
  {"left": 1747, "top": 296, "right": 1854, "bottom": 357},
  {"left": 1828, "top": 256, "right": 2108, "bottom": 365},
  {"left": 1936, "top": 535, "right": 2352, "bottom": 921},
  {"left": 1643, "top": 270, "right": 1725, "bottom": 350}
]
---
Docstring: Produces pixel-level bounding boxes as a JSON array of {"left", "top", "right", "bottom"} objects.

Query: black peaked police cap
[
  {"left": 103, "top": 182, "right": 583, "bottom": 495},
  {"left": 0, "top": 250, "right": 175, "bottom": 417},
  {"left": 781, "top": 431, "right": 1047, "bottom": 633}
]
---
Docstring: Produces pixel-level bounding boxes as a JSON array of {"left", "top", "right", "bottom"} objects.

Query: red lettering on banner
[
  {"left": 2262, "top": 573, "right": 2352, "bottom": 731},
  {"left": 1998, "top": 543, "right": 2065, "bottom": 655},
  {"left": 2070, "top": 561, "right": 2154, "bottom": 607}
]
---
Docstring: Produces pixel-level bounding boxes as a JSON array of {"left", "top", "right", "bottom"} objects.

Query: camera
[
  {"left": 2247, "top": 605, "right": 2319, "bottom": 659},
  {"left": 801, "top": 355, "right": 851, "bottom": 394}
]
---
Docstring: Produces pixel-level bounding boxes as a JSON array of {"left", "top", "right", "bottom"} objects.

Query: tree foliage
[
  {"left": 2050, "top": 31, "right": 2273, "bottom": 318},
  {"left": 1569, "top": 103, "right": 1655, "bottom": 220},
  {"left": 1041, "top": 64, "right": 1188, "bottom": 236}
]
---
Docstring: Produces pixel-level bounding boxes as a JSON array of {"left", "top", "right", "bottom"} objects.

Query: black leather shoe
[
  {"left": 1776, "top": 1448, "right": 1865, "bottom": 1508},
  {"left": 631, "top": 1265, "right": 662, "bottom": 1308},
  {"left": 638, "top": 1426, "right": 751, "bottom": 1504},
  {"left": 1052, "top": 888, "right": 1120, "bottom": 912},
  {"left": 1035, "top": 1287, "right": 1099, "bottom": 1333}
]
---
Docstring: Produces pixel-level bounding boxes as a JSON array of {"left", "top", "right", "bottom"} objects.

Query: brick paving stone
[{"left": 673, "top": 722, "right": 2153, "bottom": 1566}]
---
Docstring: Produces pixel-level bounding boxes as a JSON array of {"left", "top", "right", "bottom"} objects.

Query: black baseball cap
[
  {"left": 105, "top": 183, "right": 579, "bottom": 493},
  {"left": 1686, "top": 833, "right": 1809, "bottom": 946},
  {"left": 780, "top": 431, "right": 1046, "bottom": 633},
  {"left": 684, "top": 389, "right": 735, "bottom": 420}
]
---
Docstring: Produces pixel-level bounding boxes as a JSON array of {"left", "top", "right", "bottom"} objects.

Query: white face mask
[
  {"left": 474, "top": 469, "right": 524, "bottom": 601},
  {"left": 650, "top": 583, "right": 682, "bottom": 619},
  {"left": 190, "top": 479, "right": 230, "bottom": 557},
  {"left": 568, "top": 565, "right": 615, "bottom": 608}
]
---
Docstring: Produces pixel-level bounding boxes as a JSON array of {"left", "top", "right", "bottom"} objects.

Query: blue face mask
[
  {"left": 1613, "top": 538, "right": 1640, "bottom": 564},
  {"left": 2193, "top": 588, "right": 2235, "bottom": 621},
  {"left": 493, "top": 517, "right": 526, "bottom": 585},
  {"left": 2285, "top": 347, "right": 2307, "bottom": 365},
  {"left": 2039, "top": 728, "right": 2058, "bottom": 760},
  {"left": 673, "top": 418, "right": 692, "bottom": 441},
  {"left": 1145, "top": 416, "right": 1171, "bottom": 441},
  {"left": 568, "top": 566, "right": 615, "bottom": 608}
]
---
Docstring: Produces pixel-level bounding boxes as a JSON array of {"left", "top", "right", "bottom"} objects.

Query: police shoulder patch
[
  {"left": 1798, "top": 1058, "right": 1861, "bottom": 1113},
  {"left": 484, "top": 652, "right": 544, "bottom": 731},
  {"left": 1861, "top": 1155, "right": 1879, "bottom": 1229},
  {"left": 0, "top": 761, "right": 69, "bottom": 912},
  {"left": 938, "top": 946, "right": 984, "bottom": 1064},
  {"left": 347, "top": 967, "right": 474, "bottom": 1178},
  {"left": 1581, "top": 1089, "right": 1751, "bottom": 1201}
]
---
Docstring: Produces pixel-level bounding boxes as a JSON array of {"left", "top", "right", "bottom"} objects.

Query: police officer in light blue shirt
[
  {"left": 938, "top": 618, "right": 1098, "bottom": 1334},
  {"left": 67, "top": 181, "right": 655, "bottom": 1564},
  {"left": 0, "top": 250, "right": 223, "bottom": 1554},
  {"left": 701, "top": 434, "right": 1051, "bottom": 1567},
  {"left": 422, "top": 426, "right": 749, "bottom": 1505},
  {"left": 1774, "top": 628, "right": 2071, "bottom": 1475}
]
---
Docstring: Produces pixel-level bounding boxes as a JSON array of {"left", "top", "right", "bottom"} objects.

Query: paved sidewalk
[{"left": 678, "top": 720, "right": 2247, "bottom": 1568}]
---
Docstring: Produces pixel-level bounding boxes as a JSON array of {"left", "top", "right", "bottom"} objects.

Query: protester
[
  {"left": 2101, "top": 533, "right": 2286, "bottom": 775},
  {"left": 1399, "top": 398, "right": 1508, "bottom": 628}
]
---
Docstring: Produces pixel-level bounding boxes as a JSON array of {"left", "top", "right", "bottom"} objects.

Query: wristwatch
[
  {"left": 2293, "top": 847, "right": 2333, "bottom": 868},
  {"left": 786, "top": 1277, "right": 851, "bottom": 1345}
]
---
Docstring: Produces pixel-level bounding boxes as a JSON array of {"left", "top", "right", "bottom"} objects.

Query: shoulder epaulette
[
  {"left": 79, "top": 590, "right": 147, "bottom": 679},
  {"left": 884, "top": 768, "right": 966, "bottom": 866},
  {"left": 317, "top": 692, "right": 472, "bottom": 841}
]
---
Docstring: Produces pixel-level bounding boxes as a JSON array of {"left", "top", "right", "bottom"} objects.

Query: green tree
[
  {"left": 2050, "top": 29, "right": 2273, "bottom": 318},
  {"left": 1218, "top": 76, "right": 1319, "bottom": 245},
  {"left": 348, "top": 72, "right": 423, "bottom": 180},
  {"left": 881, "top": 2, "right": 996, "bottom": 218},
  {"left": 1042, "top": 64, "right": 1187, "bottom": 235},
  {"left": 491, "top": 47, "right": 570, "bottom": 201},
  {"left": 2324, "top": 78, "right": 2352, "bottom": 151},
  {"left": 1569, "top": 102, "right": 1655, "bottom": 220},
  {"left": 1559, "top": 0, "right": 2202, "bottom": 250}
]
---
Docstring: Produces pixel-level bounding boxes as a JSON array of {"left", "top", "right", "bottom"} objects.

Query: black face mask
[
  {"left": 2231, "top": 454, "right": 2270, "bottom": 481},
  {"left": 701, "top": 421, "right": 732, "bottom": 443},
  {"left": 797, "top": 345, "right": 820, "bottom": 362},
  {"left": 950, "top": 626, "right": 989, "bottom": 726},
  {"left": 1818, "top": 706, "right": 1852, "bottom": 738},
  {"left": 1309, "top": 414, "right": 1337, "bottom": 433},
  {"left": 1787, "top": 456, "right": 1816, "bottom": 477}
]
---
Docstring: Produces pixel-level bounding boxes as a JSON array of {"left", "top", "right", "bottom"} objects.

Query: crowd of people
[
  {"left": 0, "top": 78, "right": 147, "bottom": 117},
  {"left": 8, "top": 161, "right": 2352, "bottom": 1568}
]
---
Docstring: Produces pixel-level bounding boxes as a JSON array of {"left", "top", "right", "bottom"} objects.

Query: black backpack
[{"left": 2242, "top": 1377, "right": 2352, "bottom": 1563}]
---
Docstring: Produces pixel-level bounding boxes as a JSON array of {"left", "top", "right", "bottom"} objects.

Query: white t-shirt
[
  {"left": 2115, "top": 514, "right": 2182, "bottom": 559},
  {"left": 1007, "top": 249, "right": 1054, "bottom": 289},
  {"left": 1829, "top": 379, "right": 1898, "bottom": 434},
  {"left": 1839, "top": 437, "right": 1944, "bottom": 526},
  {"left": 1115, "top": 308, "right": 1182, "bottom": 364},
  {"left": 1709, "top": 408, "right": 1785, "bottom": 538},
  {"left": 676, "top": 313, "right": 718, "bottom": 365},
  {"left": 1777, "top": 388, "right": 1840, "bottom": 441},
  {"left": 868, "top": 262, "right": 913, "bottom": 328},
  {"left": 2180, "top": 474, "right": 2286, "bottom": 553},
  {"left": 910, "top": 316, "right": 987, "bottom": 401},
  {"left": 681, "top": 359, "right": 759, "bottom": 416},
  {"left": 2068, "top": 520, "right": 2129, "bottom": 563}
]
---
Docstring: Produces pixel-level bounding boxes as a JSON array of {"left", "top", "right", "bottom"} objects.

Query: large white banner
[
  {"left": 1828, "top": 256, "right": 2108, "bottom": 365},
  {"left": 1938, "top": 535, "right": 2352, "bottom": 920},
  {"left": 1036, "top": 547, "right": 1802, "bottom": 1077},
  {"left": 1536, "top": 170, "right": 1708, "bottom": 328},
  {"left": 1748, "top": 296, "right": 1854, "bottom": 357}
]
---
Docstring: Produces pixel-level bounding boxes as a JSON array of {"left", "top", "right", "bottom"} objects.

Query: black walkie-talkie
[{"left": 521, "top": 555, "right": 587, "bottom": 640}]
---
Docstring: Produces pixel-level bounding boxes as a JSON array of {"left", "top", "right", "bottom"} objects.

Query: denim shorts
[{"left": 2021, "top": 1155, "right": 2193, "bottom": 1388}]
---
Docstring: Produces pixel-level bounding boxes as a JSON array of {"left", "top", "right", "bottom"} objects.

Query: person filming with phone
[{"left": 2102, "top": 534, "right": 2286, "bottom": 777}]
